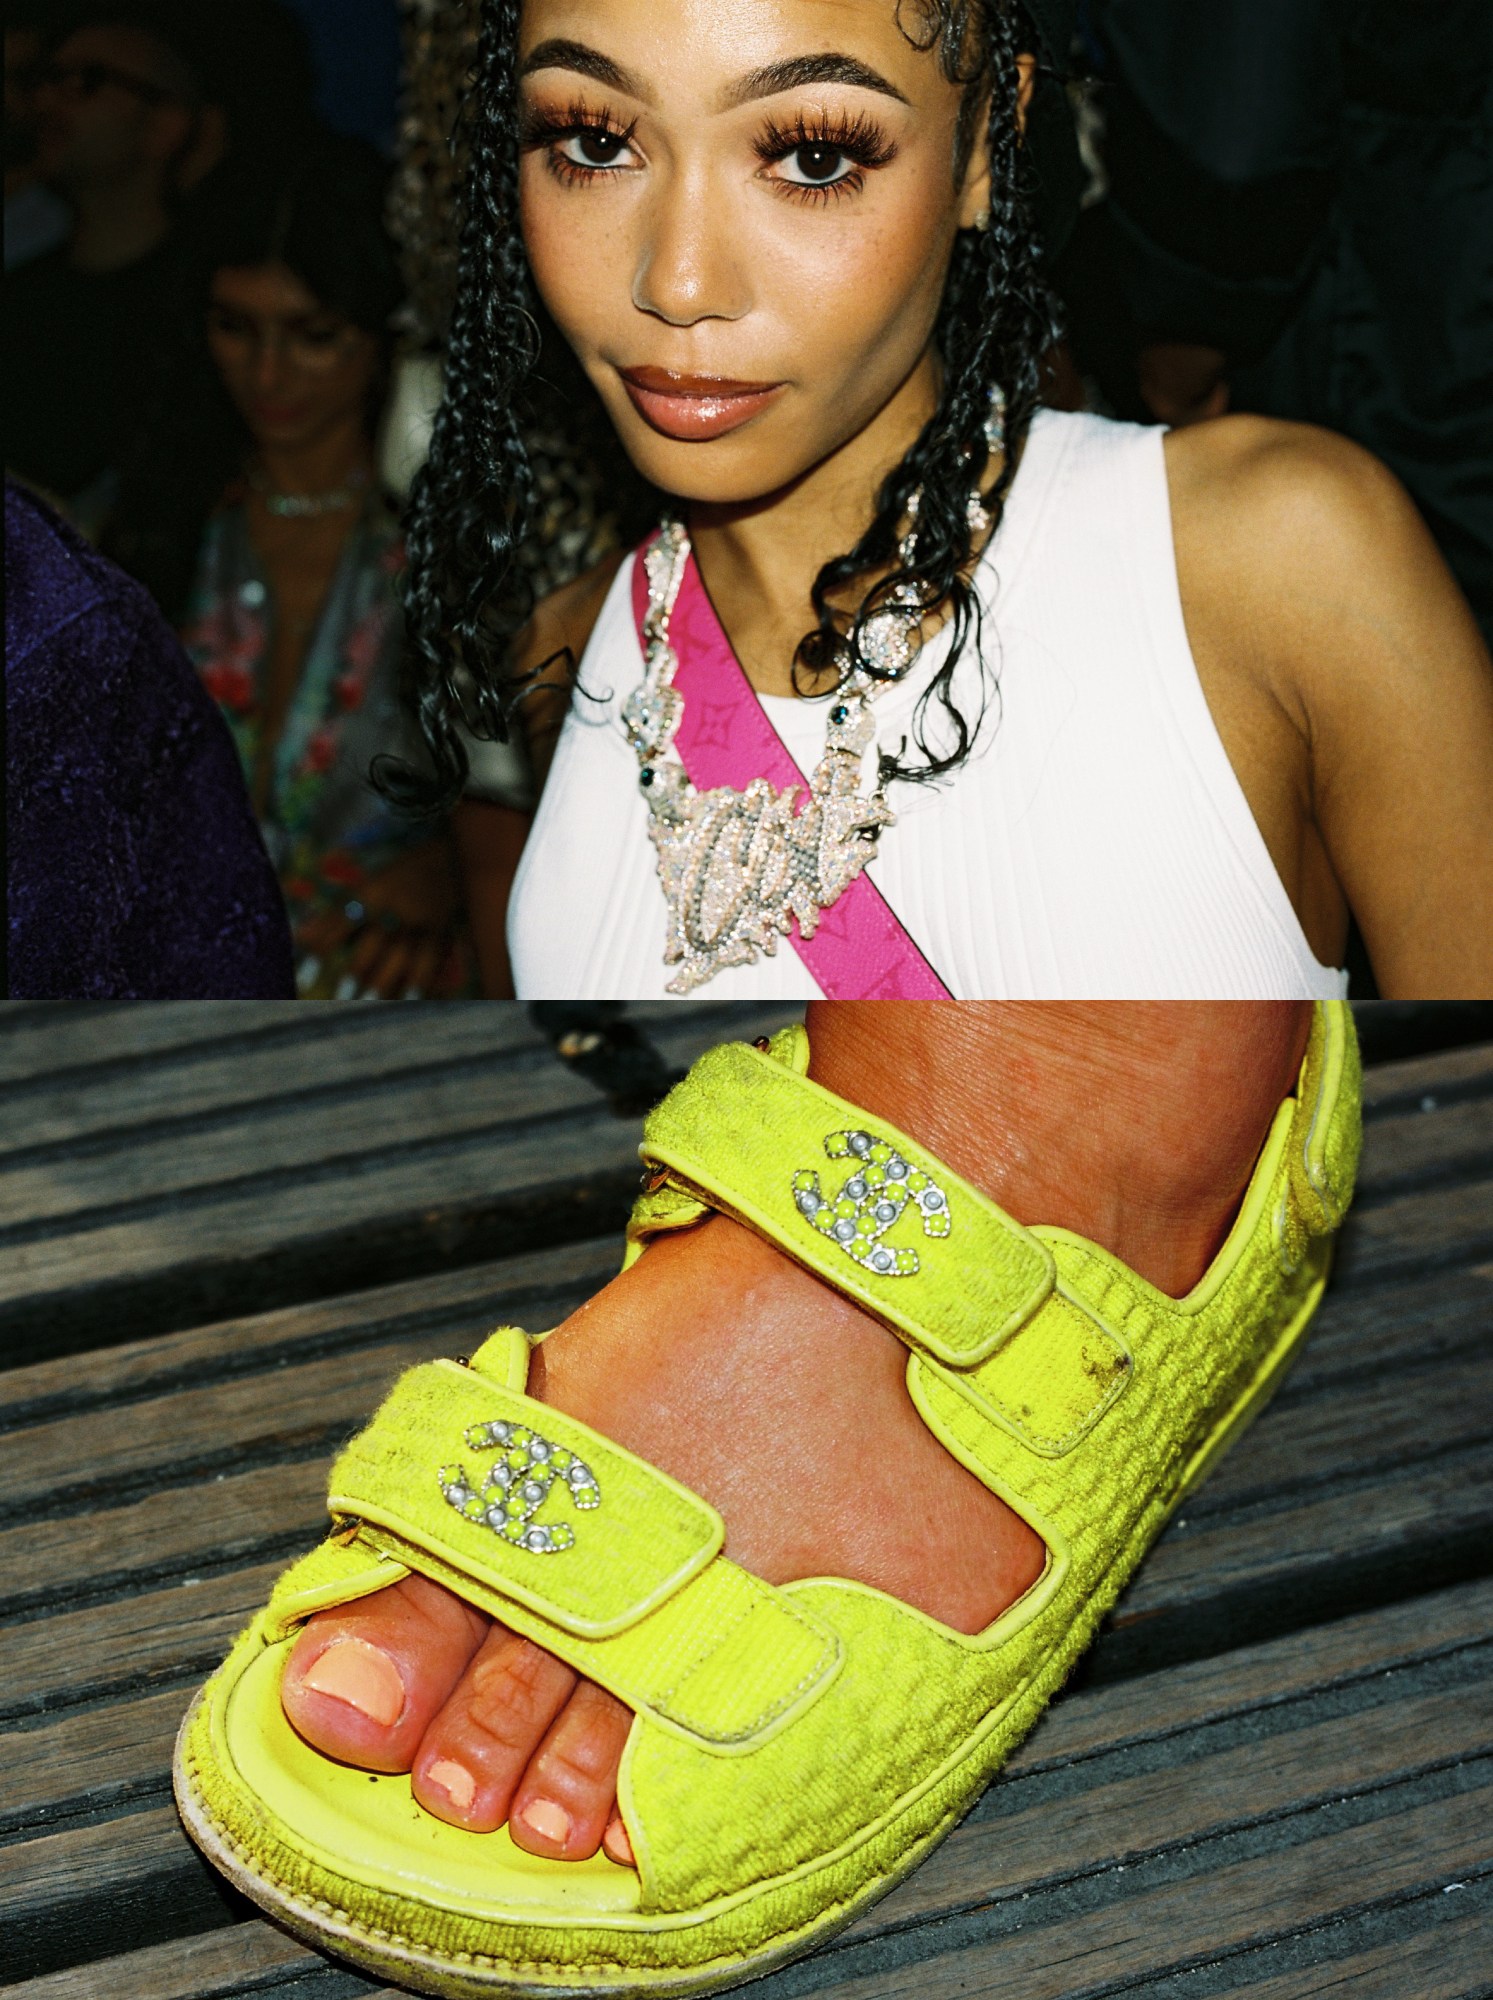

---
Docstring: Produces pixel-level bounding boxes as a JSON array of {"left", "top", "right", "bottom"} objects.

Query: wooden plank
[
  {"left": 1280, "top": 1259, "right": 1493, "bottom": 1394},
  {"left": 0, "top": 1030, "right": 1483, "bottom": 1369},
  {"left": 1353, "top": 1093, "right": 1493, "bottom": 1197},
  {"left": 4, "top": 1018, "right": 1480, "bottom": 1243},
  {"left": 0, "top": 1237, "right": 622, "bottom": 1428},
  {"left": 1106, "top": 1446, "right": 1493, "bottom": 1673},
  {"left": 0, "top": 1000, "right": 789, "bottom": 1160},
  {"left": 0, "top": 1002, "right": 320, "bottom": 1084},
  {"left": 1359, "top": 1036, "right": 1493, "bottom": 1110},
  {"left": 0, "top": 996, "right": 767, "bottom": 1092},
  {"left": 1018, "top": 1575, "right": 1493, "bottom": 1771},
  {"left": 1183, "top": 1343, "right": 1493, "bottom": 1513},
  {"left": 5, "top": 1560, "right": 285, "bottom": 1721},
  {"left": 2, "top": 1685, "right": 190, "bottom": 1830},
  {"left": 0, "top": 1003, "right": 793, "bottom": 1228},
  {"left": 3, "top": 1803, "right": 240, "bottom": 1981},
  {"left": 1332, "top": 1174, "right": 1493, "bottom": 1289},
  {"left": 794, "top": 1782, "right": 1493, "bottom": 2000},
  {"left": 0, "top": 1010, "right": 796, "bottom": 1359},
  {"left": 8, "top": 1862, "right": 1488, "bottom": 2000},
  {"left": 1, "top": 1336, "right": 494, "bottom": 1516},
  {"left": 8, "top": 1923, "right": 322, "bottom": 2000},
  {"left": 1205, "top": 1896, "right": 1490, "bottom": 1999},
  {"left": 843, "top": 1678, "right": 1492, "bottom": 1943},
  {"left": 0, "top": 1006, "right": 545, "bottom": 1153},
  {"left": 0, "top": 1458, "right": 328, "bottom": 1618}
]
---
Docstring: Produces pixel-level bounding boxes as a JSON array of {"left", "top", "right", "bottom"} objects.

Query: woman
[
  {"left": 388, "top": 0, "right": 1491, "bottom": 1000},
  {"left": 107, "top": 130, "right": 527, "bottom": 998}
]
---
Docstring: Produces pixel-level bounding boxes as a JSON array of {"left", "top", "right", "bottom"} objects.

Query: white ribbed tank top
[{"left": 509, "top": 409, "right": 1347, "bottom": 1000}]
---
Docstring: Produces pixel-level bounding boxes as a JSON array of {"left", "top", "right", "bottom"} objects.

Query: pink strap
[{"left": 631, "top": 542, "right": 951, "bottom": 999}]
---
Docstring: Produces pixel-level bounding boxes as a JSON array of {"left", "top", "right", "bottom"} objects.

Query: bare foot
[{"left": 282, "top": 1003, "right": 1311, "bottom": 1868}]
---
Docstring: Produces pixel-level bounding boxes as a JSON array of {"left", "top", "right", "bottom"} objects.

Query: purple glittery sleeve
[{"left": 5, "top": 482, "right": 296, "bottom": 998}]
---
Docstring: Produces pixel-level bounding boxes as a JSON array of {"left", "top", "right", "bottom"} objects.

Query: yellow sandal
[{"left": 174, "top": 1001, "right": 1360, "bottom": 1997}]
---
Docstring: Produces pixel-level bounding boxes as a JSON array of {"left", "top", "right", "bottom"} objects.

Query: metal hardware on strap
[
  {"left": 328, "top": 1362, "right": 724, "bottom": 1640},
  {"left": 637, "top": 1041, "right": 1055, "bottom": 1367}
]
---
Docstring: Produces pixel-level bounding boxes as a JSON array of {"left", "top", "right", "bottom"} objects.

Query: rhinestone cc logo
[
  {"left": 792, "top": 1129, "right": 951, "bottom": 1276},
  {"left": 439, "top": 1419, "right": 600, "bottom": 1554}
]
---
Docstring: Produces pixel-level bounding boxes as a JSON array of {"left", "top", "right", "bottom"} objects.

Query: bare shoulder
[
  {"left": 1165, "top": 413, "right": 1493, "bottom": 997},
  {"left": 1165, "top": 414, "right": 1430, "bottom": 600},
  {"left": 510, "top": 550, "right": 626, "bottom": 691},
  {"left": 1164, "top": 413, "right": 1480, "bottom": 714}
]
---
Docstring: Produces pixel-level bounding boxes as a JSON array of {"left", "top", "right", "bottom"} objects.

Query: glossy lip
[{"left": 617, "top": 366, "right": 784, "bottom": 442}]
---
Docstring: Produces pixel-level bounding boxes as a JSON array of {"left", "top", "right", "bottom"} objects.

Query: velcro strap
[
  {"left": 328, "top": 1361, "right": 724, "bottom": 1640},
  {"left": 638, "top": 1041, "right": 1055, "bottom": 1368}
]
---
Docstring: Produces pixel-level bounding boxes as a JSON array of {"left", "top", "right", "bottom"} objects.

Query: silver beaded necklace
[{"left": 622, "top": 390, "right": 1005, "bottom": 994}]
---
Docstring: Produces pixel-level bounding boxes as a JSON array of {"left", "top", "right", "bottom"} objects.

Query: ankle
[{"left": 805, "top": 1002, "right": 1311, "bottom": 1296}]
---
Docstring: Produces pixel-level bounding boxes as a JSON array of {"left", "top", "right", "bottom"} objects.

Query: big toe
[{"left": 282, "top": 1572, "right": 488, "bottom": 1772}]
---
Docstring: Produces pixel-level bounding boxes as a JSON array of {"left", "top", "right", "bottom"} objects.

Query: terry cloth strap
[
  {"left": 312, "top": 1353, "right": 841, "bottom": 1748},
  {"left": 629, "top": 541, "right": 952, "bottom": 999},
  {"left": 632, "top": 1028, "right": 1055, "bottom": 1369},
  {"left": 328, "top": 1361, "right": 722, "bottom": 1639}
]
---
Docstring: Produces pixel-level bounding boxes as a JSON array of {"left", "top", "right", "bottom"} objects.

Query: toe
[
  {"left": 282, "top": 1573, "right": 488, "bottom": 1773},
  {"left": 509, "top": 1678, "right": 636, "bottom": 1863},
  {"left": 412, "top": 1624, "right": 579, "bottom": 1831}
]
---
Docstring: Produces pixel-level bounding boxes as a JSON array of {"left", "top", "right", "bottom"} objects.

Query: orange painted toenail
[
  {"left": 517, "top": 1798, "right": 571, "bottom": 1846},
  {"left": 301, "top": 1637, "right": 405, "bottom": 1727},
  {"left": 603, "top": 1814, "right": 634, "bottom": 1866},
  {"left": 426, "top": 1758, "right": 476, "bottom": 1810}
]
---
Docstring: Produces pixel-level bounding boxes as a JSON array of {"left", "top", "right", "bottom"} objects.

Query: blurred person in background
[
  {"left": 5, "top": 0, "right": 70, "bottom": 270},
  {"left": 104, "top": 130, "right": 528, "bottom": 999},
  {"left": 1, "top": 0, "right": 313, "bottom": 513},
  {"left": 1065, "top": 0, "right": 1492, "bottom": 648}
]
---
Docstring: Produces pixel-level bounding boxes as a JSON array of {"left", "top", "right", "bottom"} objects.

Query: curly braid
[
  {"left": 388, "top": 0, "right": 1059, "bottom": 812},
  {"left": 381, "top": 0, "right": 539, "bottom": 811}
]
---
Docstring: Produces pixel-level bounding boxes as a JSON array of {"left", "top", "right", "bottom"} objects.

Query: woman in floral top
[{"left": 107, "top": 131, "right": 528, "bottom": 997}]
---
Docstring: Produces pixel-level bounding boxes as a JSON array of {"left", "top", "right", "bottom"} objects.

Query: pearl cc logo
[{"left": 791, "top": 1130, "right": 952, "bottom": 1277}]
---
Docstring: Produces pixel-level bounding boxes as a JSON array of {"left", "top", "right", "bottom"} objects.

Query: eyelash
[
  {"left": 756, "top": 110, "right": 896, "bottom": 203},
  {"left": 519, "top": 101, "right": 896, "bottom": 202},
  {"left": 520, "top": 100, "right": 639, "bottom": 187}
]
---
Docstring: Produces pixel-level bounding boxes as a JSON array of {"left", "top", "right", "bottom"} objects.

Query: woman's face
[
  {"left": 207, "top": 262, "right": 383, "bottom": 456},
  {"left": 518, "top": 0, "right": 1008, "bottom": 507}
]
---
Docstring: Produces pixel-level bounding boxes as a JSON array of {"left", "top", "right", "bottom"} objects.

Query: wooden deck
[{"left": 2, "top": 1003, "right": 1490, "bottom": 2000}]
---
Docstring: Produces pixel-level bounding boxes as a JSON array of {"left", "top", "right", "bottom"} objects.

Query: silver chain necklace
[{"left": 623, "top": 391, "right": 1004, "bottom": 994}]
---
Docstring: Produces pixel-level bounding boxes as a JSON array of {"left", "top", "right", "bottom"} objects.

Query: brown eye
[
  {"left": 783, "top": 143, "right": 850, "bottom": 186},
  {"left": 559, "top": 127, "right": 631, "bottom": 169}
]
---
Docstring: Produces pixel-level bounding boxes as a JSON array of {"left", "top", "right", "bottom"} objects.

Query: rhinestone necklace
[
  {"left": 248, "top": 462, "right": 370, "bottom": 519},
  {"left": 623, "top": 391, "right": 1004, "bottom": 994}
]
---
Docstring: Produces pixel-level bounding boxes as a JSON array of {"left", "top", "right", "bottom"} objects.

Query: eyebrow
[
  {"left": 720, "top": 54, "right": 910, "bottom": 110},
  {"left": 519, "top": 40, "right": 910, "bottom": 112},
  {"left": 520, "top": 39, "right": 648, "bottom": 99}
]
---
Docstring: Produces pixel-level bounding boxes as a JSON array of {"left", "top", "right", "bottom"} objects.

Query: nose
[
  {"left": 631, "top": 169, "right": 748, "bottom": 327},
  {"left": 249, "top": 334, "right": 290, "bottom": 396}
]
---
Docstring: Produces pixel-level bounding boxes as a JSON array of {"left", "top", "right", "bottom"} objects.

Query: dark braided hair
[{"left": 387, "top": 0, "right": 1058, "bottom": 813}]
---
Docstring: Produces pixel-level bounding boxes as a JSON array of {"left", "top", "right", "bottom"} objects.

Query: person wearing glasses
[{"left": 1, "top": 0, "right": 310, "bottom": 514}]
